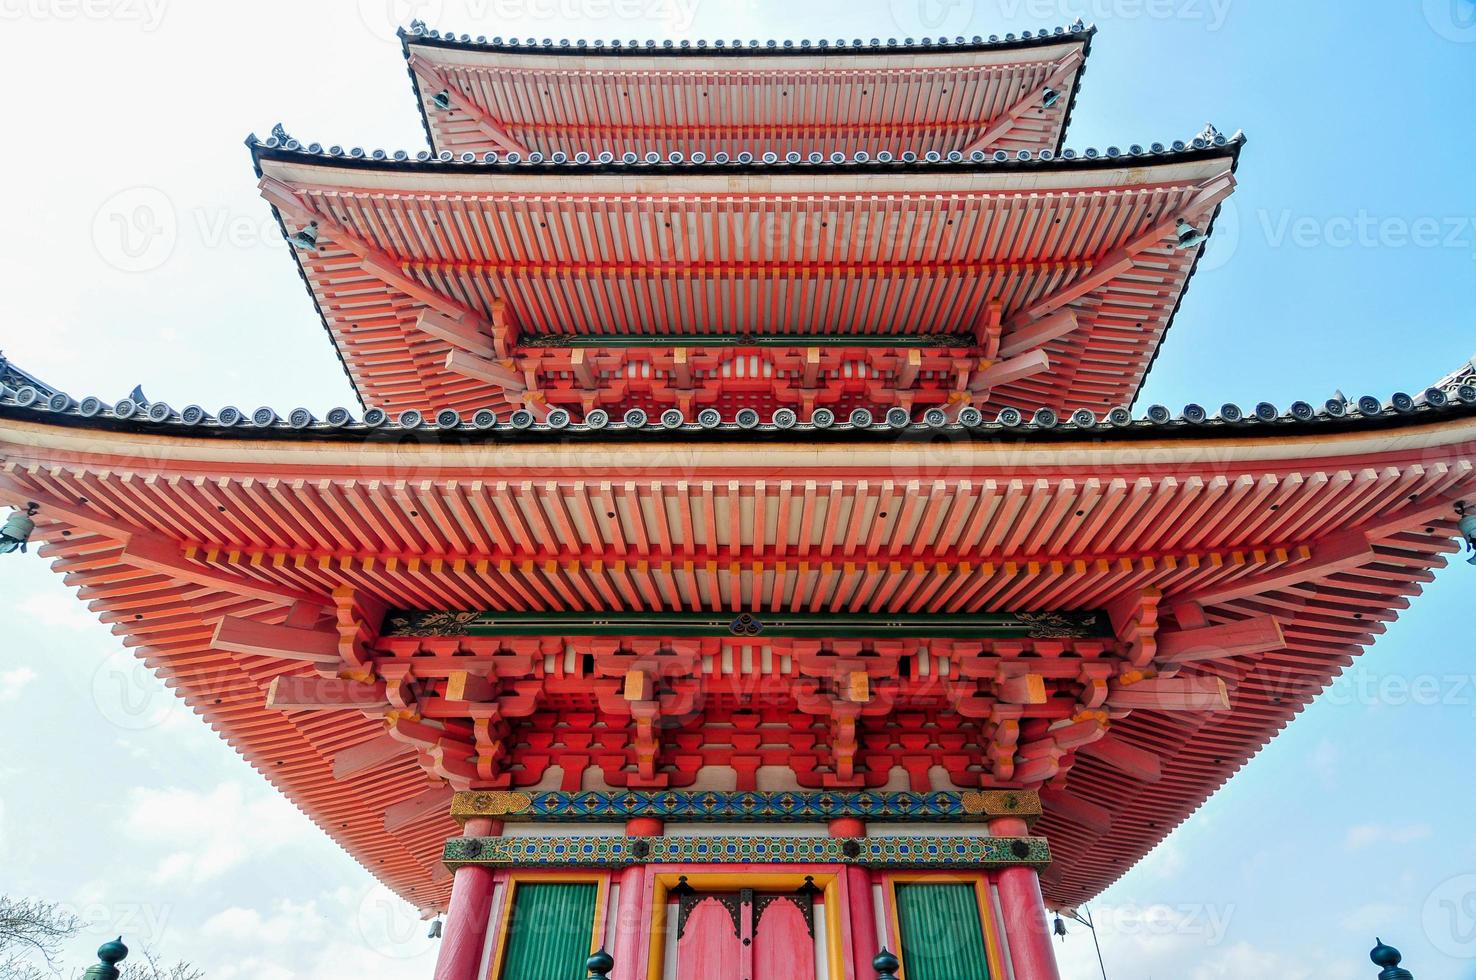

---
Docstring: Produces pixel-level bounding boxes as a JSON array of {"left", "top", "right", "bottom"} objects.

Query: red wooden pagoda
[{"left": 2, "top": 19, "right": 1474, "bottom": 980}]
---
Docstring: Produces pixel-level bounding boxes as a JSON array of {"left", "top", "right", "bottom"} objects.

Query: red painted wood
[
  {"left": 995, "top": 867, "right": 1061, "bottom": 980},
  {"left": 847, "top": 867, "right": 879, "bottom": 973},
  {"left": 754, "top": 897, "right": 816, "bottom": 980},
  {"left": 614, "top": 865, "right": 645, "bottom": 975},
  {"left": 433, "top": 865, "right": 496, "bottom": 980},
  {"left": 677, "top": 897, "right": 743, "bottom": 980}
]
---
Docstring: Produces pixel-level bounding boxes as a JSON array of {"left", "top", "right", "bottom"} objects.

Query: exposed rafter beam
[
  {"left": 265, "top": 675, "right": 390, "bottom": 711},
  {"left": 1077, "top": 733, "right": 1163, "bottom": 782},
  {"left": 0, "top": 483, "right": 330, "bottom": 613},
  {"left": 1166, "top": 532, "right": 1372, "bottom": 620},
  {"left": 258, "top": 176, "right": 493, "bottom": 343},
  {"left": 998, "top": 309, "right": 1079, "bottom": 360},
  {"left": 968, "top": 349, "right": 1051, "bottom": 394},
  {"left": 408, "top": 54, "right": 532, "bottom": 155},
  {"left": 444, "top": 350, "right": 527, "bottom": 392},
  {"left": 1040, "top": 787, "right": 1112, "bottom": 834},
  {"left": 1108, "top": 675, "right": 1230, "bottom": 712},
  {"left": 212, "top": 616, "right": 342, "bottom": 667},
  {"left": 383, "top": 787, "right": 455, "bottom": 832},
  {"left": 333, "top": 733, "right": 416, "bottom": 779},
  {"left": 1157, "top": 615, "right": 1285, "bottom": 664},
  {"left": 962, "top": 50, "right": 1085, "bottom": 156},
  {"left": 1005, "top": 172, "right": 1236, "bottom": 330}
]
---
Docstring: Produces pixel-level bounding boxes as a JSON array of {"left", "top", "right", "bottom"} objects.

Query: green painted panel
[
  {"left": 500, "top": 882, "right": 597, "bottom": 980},
  {"left": 896, "top": 882, "right": 990, "bottom": 980}
]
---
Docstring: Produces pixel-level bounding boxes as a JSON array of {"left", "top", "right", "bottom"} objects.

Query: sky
[{"left": 0, "top": 0, "right": 1473, "bottom": 978}]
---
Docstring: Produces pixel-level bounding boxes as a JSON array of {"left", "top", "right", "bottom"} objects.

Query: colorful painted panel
[
  {"left": 895, "top": 883, "right": 990, "bottom": 980},
  {"left": 499, "top": 882, "right": 597, "bottom": 980},
  {"left": 386, "top": 609, "right": 1108, "bottom": 640},
  {"left": 444, "top": 835, "right": 1050, "bottom": 870},
  {"left": 451, "top": 789, "right": 1042, "bottom": 824}
]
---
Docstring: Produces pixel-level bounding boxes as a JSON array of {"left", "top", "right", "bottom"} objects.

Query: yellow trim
[
  {"left": 646, "top": 870, "right": 844, "bottom": 980},
  {"left": 884, "top": 871, "right": 1005, "bottom": 980},
  {"left": 490, "top": 871, "right": 610, "bottom": 980}
]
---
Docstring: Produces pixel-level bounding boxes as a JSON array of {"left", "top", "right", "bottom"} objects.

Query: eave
[
  {"left": 246, "top": 136, "right": 1242, "bottom": 422},
  {"left": 399, "top": 25, "right": 1094, "bottom": 160},
  {"left": 1, "top": 398, "right": 1472, "bottom": 911}
]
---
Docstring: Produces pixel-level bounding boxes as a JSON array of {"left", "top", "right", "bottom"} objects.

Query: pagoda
[{"left": 2, "top": 20, "right": 1474, "bottom": 980}]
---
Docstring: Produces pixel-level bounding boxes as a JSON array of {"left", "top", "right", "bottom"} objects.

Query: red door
[{"left": 673, "top": 884, "right": 820, "bottom": 980}]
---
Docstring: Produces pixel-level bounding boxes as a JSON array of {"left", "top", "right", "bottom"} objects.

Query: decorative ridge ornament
[
  {"left": 1370, "top": 938, "right": 1413, "bottom": 979},
  {"left": 81, "top": 937, "right": 128, "bottom": 980}
]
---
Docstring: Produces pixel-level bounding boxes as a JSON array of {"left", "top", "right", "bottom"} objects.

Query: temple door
[
  {"left": 674, "top": 888, "right": 818, "bottom": 980},
  {"left": 752, "top": 894, "right": 818, "bottom": 980}
]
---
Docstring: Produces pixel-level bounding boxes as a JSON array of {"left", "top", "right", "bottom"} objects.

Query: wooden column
[
  {"left": 434, "top": 817, "right": 502, "bottom": 980},
  {"left": 613, "top": 866, "right": 647, "bottom": 978},
  {"left": 989, "top": 816, "right": 1059, "bottom": 980},
  {"left": 829, "top": 818, "right": 879, "bottom": 971}
]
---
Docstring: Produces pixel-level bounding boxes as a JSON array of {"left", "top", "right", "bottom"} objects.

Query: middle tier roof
[{"left": 253, "top": 141, "right": 1239, "bottom": 419}]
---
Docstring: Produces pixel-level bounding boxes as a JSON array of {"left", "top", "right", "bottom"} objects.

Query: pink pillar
[
  {"left": 614, "top": 865, "right": 646, "bottom": 978},
  {"left": 846, "top": 866, "right": 879, "bottom": 971},
  {"left": 830, "top": 818, "right": 878, "bottom": 971},
  {"left": 434, "top": 817, "right": 502, "bottom": 980},
  {"left": 990, "top": 817, "right": 1060, "bottom": 980}
]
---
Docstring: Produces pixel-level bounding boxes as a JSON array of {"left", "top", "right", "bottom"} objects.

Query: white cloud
[
  {"left": 1345, "top": 824, "right": 1433, "bottom": 850},
  {"left": 123, "top": 782, "right": 305, "bottom": 884},
  {"left": 0, "top": 666, "right": 38, "bottom": 703},
  {"left": 17, "top": 590, "right": 104, "bottom": 633}
]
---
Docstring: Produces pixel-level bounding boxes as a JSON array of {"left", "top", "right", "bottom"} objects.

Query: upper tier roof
[
  {"left": 401, "top": 23, "right": 1093, "bottom": 160},
  {"left": 2, "top": 383, "right": 1472, "bottom": 911},
  {"left": 250, "top": 134, "right": 1240, "bottom": 420}
]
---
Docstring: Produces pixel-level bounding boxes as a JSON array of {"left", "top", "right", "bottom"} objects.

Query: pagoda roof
[
  {"left": 2, "top": 380, "right": 1473, "bottom": 910},
  {"left": 400, "top": 23, "right": 1093, "bottom": 160},
  {"left": 249, "top": 134, "right": 1240, "bottom": 421}
]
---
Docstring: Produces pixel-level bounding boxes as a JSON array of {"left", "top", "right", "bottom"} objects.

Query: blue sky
[{"left": 0, "top": 1, "right": 1473, "bottom": 978}]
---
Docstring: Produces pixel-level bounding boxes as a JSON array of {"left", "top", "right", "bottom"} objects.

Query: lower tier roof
[{"left": 0, "top": 396, "right": 1471, "bottom": 911}]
